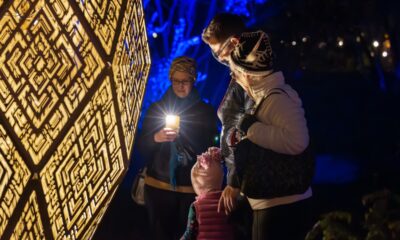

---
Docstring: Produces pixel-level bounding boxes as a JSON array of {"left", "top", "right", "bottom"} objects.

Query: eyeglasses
[
  {"left": 214, "top": 37, "right": 232, "bottom": 58},
  {"left": 171, "top": 79, "right": 193, "bottom": 86},
  {"left": 211, "top": 37, "right": 233, "bottom": 66}
]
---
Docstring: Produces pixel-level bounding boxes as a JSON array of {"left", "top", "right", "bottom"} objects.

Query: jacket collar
[{"left": 248, "top": 71, "right": 285, "bottom": 104}]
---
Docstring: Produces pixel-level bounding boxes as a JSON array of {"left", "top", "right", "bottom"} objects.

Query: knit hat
[
  {"left": 191, "top": 147, "right": 224, "bottom": 196},
  {"left": 230, "top": 30, "right": 274, "bottom": 76},
  {"left": 169, "top": 56, "right": 197, "bottom": 81}
]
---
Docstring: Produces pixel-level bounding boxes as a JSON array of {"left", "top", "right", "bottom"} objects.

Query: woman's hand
[
  {"left": 218, "top": 185, "right": 240, "bottom": 215},
  {"left": 154, "top": 128, "right": 178, "bottom": 142}
]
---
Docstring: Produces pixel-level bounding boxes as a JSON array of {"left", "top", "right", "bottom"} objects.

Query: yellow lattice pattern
[
  {"left": 0, "top": 0, "right": 150, "bottom": 239},
  {"left": 40, "top": 78, "right": 124, "bottom": 239},
  {"left": 10, "top": 191, "right": 46, "bottom": 240},
  {"left": 0, "top": 124, "right": 31, "bottom": 238},
  {"left": 0, "top": 0, "right": 104, "bottom": 164},
  {"left": 113, "top": 0, "right": 151, "bottom": 158},
  {"left": 80, "top": 186, "right": 118, "bottom": 240},
  {"left": 75, "top": 0, "right": 122, "bottom": 54}
]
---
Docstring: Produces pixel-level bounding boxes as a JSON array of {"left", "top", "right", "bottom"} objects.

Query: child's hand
[{"left": 218, "top": 185, "right": 240, "bottom": 215}]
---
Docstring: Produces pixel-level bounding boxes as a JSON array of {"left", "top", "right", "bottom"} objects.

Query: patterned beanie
[
  {"left": 169, "top": 56, "right": 197, "bottom": 81},
  {"left": 230, "top": 30, "right": 274, "bottom": 76},
  {"left": 191, "top": 147, "right": 224, "bottom": 196}
]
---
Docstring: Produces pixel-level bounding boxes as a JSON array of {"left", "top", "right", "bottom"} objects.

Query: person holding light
[{"left": 137, "top": 56, "right": 218, "bottom": 240}]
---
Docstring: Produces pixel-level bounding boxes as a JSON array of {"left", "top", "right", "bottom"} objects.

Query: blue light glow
[
  {"left": 224, "top": 0, "right": 250, "bottom": 17},
  {"left": 314, "top": 155, "right": 359, "bottom": 184}
]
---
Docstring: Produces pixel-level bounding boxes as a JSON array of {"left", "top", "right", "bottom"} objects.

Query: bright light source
[
  {"left": 383, "top": 39, "right": 391, "bottom": 49},
  {"left": 372, "top": 40, "right": 379, "bottom": 48},
  {"left": 338, "top": 40, "right": 344, "bottom": 47},
  {"left": 302, "top": 37, "right": 307, "bottom": 43},
  {"left": 356, "top": 36, "right": 361, "bottom": 43},
  {"left": 292, "top": 41, "right": 297, "bottom": 46},
  {"left": 152, "top": 32, "right": 158, "bottom": 38},
  {"left": 165, "top": 115, "right": 180, "bottom": 131},
  {"left": 382, "top": 51, "right": 388, "bottom": 58}
]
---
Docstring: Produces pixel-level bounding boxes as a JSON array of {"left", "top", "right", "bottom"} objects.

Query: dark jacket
[
  {"left": 217, "top": 80, "right": 254, "bottom": 187},
  {"left": 139, "top": 87, "right": 218, "bottom": 187}
]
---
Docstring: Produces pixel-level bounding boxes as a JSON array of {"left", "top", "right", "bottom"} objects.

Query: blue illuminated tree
[{"left": 141, "top": 0, "right": 269, "bottom": 113}]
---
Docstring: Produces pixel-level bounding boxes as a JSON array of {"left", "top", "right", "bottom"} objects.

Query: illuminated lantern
[{"left": 0, "top": 0, "right": 151, "bottom": 239}]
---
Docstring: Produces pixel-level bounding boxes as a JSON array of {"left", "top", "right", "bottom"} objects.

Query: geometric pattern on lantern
[
  {"left": 76, "top": 0, "right": 122, "bottom": 54},
  {"left": 113, "top": 0, "right": 151, "bottom": 158},
  {"left": 40, "top": 78, "right": 124, "bottom": 240},
  {"left": 10, "top": 191, "right": 45, "bottom": 240},
  {"left": 0, "top": 0, "right": 104, "bottom": 164},
  {"left": 0, "top": 0, "right": 150, "bottom": 238},
  {"left": 0, "top": 125, "right": 31, "bottom": 238}
]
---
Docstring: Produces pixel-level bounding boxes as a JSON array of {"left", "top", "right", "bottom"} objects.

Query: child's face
[{"left": 191, "top": 161, "right": 223, "bottom": 196}]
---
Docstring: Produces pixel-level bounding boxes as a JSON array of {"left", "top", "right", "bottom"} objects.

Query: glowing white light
[
  {"left": 338, "top": 40, "right": 344, "bottom": 47},
  {"left": 372, "top": 40, "right": 379, "bottom": 48},
  {"left": 302, "top": 37, "right": 307, "bottom": 43},
  {"left": 152, "top": 32, "right": 158, "bottom": 38},
  {"left": 292, "top": 41, "right": 297, "bottom": 46},
  {"left": 382, "top": 51, "right": 388, "bottom": 57},
  {"left": 165, "top": 115, "right": 180, "bottom": 130},
  {"left": 356, "top": 36, "right": 361, "bottom": 43}
]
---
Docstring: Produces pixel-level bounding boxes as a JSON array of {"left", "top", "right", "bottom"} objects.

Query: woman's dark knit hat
[{"left": 230, "top": 30, "right": 274, "bottom": 76}]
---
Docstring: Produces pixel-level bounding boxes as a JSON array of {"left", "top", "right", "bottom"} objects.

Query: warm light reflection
[{"left": 0, "top": 0, "right": 150, "bottom": 239}]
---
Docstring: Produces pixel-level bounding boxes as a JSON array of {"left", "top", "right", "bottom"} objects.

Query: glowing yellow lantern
[{"left": 0, "top": 0, "right": 151, "bottom": 239}]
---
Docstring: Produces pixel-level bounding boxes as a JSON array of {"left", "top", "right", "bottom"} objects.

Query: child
[{"left": 180, "top": 147, "right": 234, "bottom": 240}]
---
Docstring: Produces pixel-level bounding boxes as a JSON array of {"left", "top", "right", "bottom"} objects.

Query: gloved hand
[
  {"left": 238, "top": 114, "right": 257, "bottom": 135},
  {"left": 227, "top": 128, "right": 241, "bottom": 147}
]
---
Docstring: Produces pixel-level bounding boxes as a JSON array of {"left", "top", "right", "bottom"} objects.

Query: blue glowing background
[{"left": 135, "top": 0, "right": 400, "bottom": 185}]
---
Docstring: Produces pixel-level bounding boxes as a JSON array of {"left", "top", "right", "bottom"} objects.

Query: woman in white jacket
[{"left": 219, "top": 30, "right": 314, "bottom": 240}]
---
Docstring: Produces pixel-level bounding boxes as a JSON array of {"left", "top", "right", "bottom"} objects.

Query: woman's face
[
  {"left": 170, "top": 71, "right": 194, "bottom": 98},
  {"left": 208, "top": 37, "right": 238, "bottom": 66}
]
